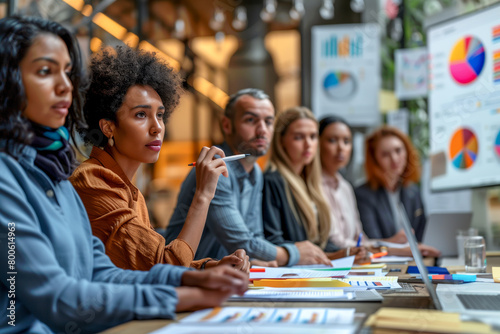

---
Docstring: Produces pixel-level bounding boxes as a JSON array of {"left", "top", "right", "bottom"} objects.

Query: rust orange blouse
[{"left": 70, "top": 146, "right": 210, "bottom": 270}]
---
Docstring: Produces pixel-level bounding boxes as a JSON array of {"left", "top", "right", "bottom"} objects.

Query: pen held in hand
[
  {"left": 188, "top": 153, "right": 251, "bottom": 166},
  {"left": 356, "top": 233, "right": 362, "bottom": 247}
]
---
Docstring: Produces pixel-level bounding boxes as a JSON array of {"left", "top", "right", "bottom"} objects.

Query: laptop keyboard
[
  {"left": 457, "top": 294, "right": 500, "bottom": 311},
  {"left": 382, "top": 282, "right": 417, "bottom": 295}
]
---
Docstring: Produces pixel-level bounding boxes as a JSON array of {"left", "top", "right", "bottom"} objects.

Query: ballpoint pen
[
  {"left": 356, "top": 233, "right": 362, "bottom": 247},
  {"left": 188, "top": 153, "right": 251, "bottom": 166}
]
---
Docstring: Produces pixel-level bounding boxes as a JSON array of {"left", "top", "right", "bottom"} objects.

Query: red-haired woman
[{"left": 355, "top": 126, "right": 427, "bottom": 243}]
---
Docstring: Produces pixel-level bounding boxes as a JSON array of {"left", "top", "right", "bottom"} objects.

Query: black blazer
[
  {"left": 354, "top": 183, "right": 426, "bottom": 242},
  {"left": 262, "top": 170, "right": 339, "bottom": 253}
]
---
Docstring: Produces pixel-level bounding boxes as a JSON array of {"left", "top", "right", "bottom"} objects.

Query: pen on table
[
  {"left": 356, "top": 233, "right": 362, "bottom": 247},
  {"left": 187, "top": 153, "right": 250, "bottom": 166}
]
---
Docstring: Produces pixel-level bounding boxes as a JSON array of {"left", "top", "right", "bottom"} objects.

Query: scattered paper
[
  {"left": 152, "top": 324, "right": 357, "bottom": 334},
  {"left": 179, "top": 307, "right": 356, "bottom": 325},
  {"left": 371, "top": 256, "right": 413, "bottom": 263},
  {"left": 229, "top": 287, "right": 354, "bottom": 301},
  {"left": 250, "top": 268, "right": 349, "bottom": 280}
]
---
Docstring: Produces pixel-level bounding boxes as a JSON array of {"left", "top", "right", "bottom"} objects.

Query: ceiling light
[
  {"left": 173, "top": 18, "right": 186, "bottom": 40},
  {"left": 319, "top": 0, "right": 334, "bottom": 20},
  {"left": 209, "top": 7, "right": 225, "bottom": 31},
  {"left": 232, "top": 6, "right": 247, "bottom": 31},
  {"left": 289, "top": 0, "right": 305, "bottom": 21},
  {"left": 260, "top": 0, "right": 277, "bottom": 23},
  {"left": 350, "top": 0, "right": 365, "bottom": 13}
]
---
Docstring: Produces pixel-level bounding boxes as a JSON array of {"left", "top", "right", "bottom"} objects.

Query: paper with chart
[
  {"left": 347, "top": 268, "right": 386, "bottom": 277},
  {"left": 250, "top": 267, "right": 349, "bottom": 280},
  {"left": 371, "top": 255, "right": 413, "bottom": 263},
  {"left": 179, "top": 307, "right": 355, "bottom": 325},
  {"left": 152, "top": 324, "right": 357, "bottom": 334},
  {"left": 230, "top": 287, "right": 354, "bottom": 301},
  {"left": 252, "top": 278, "right": 354, "bottom": 288},
  {"left": 250, "top": 256, "right": 354, "bottom": 280},
  {"left": 339, "top": 276, "right": 401, "bottom": 289}
]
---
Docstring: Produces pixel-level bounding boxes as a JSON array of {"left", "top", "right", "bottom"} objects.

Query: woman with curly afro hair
[{"left": 70, "top": 45, "right": 250, "bottom": 273}]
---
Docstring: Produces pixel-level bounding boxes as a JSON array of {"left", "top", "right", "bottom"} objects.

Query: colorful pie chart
[
  {"left": 323, "top": 71, "right": 356, "bottom": 100},
  {"left": 449, "top": 128, "right": 478, "bottom": 169},
  {"left": 495, "top": 131, "right": 500, "bottom": 157},
  {"left": 449, "top": 36, "right": 485, "bottom": 85}
]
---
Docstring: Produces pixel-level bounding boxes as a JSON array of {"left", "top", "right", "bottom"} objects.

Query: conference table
[
  {"left": 99, "top": 267, "right": 434, "bottom": 333},
  {"left": 99, "top": 254, "right": 500, "bottom": 334}
]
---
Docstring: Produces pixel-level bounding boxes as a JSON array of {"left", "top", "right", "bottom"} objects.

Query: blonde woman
[{"left": 262, "top": 107, "right": 366, "bottom": 264}]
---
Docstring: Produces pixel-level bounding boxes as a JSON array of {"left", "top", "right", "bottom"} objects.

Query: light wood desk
[{"left": 101, "top": 254, "right": 500, "bottom": 334}]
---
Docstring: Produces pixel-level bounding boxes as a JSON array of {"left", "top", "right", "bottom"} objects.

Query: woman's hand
[
  {"left": 295, "top": 240, "right": 332, "bottom": 266},
  {"left": 175, "top": 286, "right": 234, "bottom": 312},
  {"left": 205, "top": 249, "right": 251, "bottom": 273},
  {"left": 384, "top": 229, "right": 408, "bottom": 244},
  {"left": 349, "top": 247, "right": 370, "bottom": 264},
  {"left": 387, "top": 244, "right": 441, "bottom": 258},
  {"left": 418, "top": 244, "right": 441, "bottom": 257},
  {"left": 181, "top": 265, "right": 248, "bottom": 296},
  {"left": 327, "top": 246, "right": 369, "bottom": 264},
  {"left": 194, "top": 146, "right": 228, "bottom": 203}
]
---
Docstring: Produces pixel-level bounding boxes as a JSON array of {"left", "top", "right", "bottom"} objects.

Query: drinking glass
[
  {"left": 464, "top": 236, "right": 486, "bottom": 273},
  {"left": 456, "top": 228, "right": 477, "bottom": 263}
]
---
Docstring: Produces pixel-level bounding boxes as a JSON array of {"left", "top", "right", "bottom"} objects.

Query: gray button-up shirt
[{"left": 166, "top": 142, "right": 299, "bottom": 265}]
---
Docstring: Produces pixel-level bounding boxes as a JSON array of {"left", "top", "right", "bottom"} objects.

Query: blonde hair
[{"left": 267, "top": 106, "right": 330, "bottom": 248}]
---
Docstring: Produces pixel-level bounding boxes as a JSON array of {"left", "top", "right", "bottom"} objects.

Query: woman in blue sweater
[{"left": 0, "top": 16, "right": 246, "bottom": 334}]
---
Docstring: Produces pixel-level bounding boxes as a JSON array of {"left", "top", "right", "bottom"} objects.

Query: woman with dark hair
[
  {"left": 70, "top": 46, "right": 249, "bottom": 273},
  {"left": 262, "top": 107, "right": 367, "bottom": 265},
  {"left": 0, "top": 16, "right": 246, "bottom": 333},
  {"left": 355, "top": 126, "right": 433, "bottom": 245},
  {"left": 319, "top": 115, "right": 372, "bottom": 248}
]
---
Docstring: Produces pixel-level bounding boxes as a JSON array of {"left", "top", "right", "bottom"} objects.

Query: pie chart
[
  {"left": 323, "top": 71, "right": 356, "bottom": 100},
  {"left": 495, "top": 131, "right": 500, "bottom": 157},
  {"left": 449, "top": 36, "right": 485, "bottom": 85},
  {"left": 449, "top": 128, "right": 478, "bottom": 169}
]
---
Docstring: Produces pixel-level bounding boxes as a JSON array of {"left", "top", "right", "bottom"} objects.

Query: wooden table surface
[
  {"left": 100, "top": 255, "right": 500, "bottom": 334},
  {"left": 99, "top": 284, "right": 434, "bottom": 334}
]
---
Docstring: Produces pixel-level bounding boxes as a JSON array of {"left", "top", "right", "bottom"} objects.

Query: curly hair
[
  {"left": 81, "top": 46, "right": 182, "bottom": 147},
  {"left": 0, "top": 16, "right": 86, "bottom": 154},
  {"left": 364, "top": 125, "right": 421, "bottom": 189}
]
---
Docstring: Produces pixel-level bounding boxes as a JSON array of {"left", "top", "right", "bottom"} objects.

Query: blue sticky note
[
  {"left": 407, "top": 266, "right": 450, "bottom": 275},
  {"left": 452, "top": 274, "right": 476, "bottom": 282}
]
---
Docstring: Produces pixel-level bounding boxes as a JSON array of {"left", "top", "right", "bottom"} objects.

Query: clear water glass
[
  {"left": 464, "top": 236, "right": 486, "bottom": 273},
  {"left": 456, "top": 228, "right": 478, "bottom": 263}
]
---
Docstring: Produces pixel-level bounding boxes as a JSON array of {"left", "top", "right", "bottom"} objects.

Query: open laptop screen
[{"left": 398, "top": 203, "right": 442, "bottom": 310}]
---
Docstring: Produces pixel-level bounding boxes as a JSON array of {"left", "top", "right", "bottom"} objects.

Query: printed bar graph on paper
[
  {"left": 494, "top": 50, "right": 500, "bottom": 84},
  {"left": 493, "top": 25, "right": 500, "bottom": 43}
]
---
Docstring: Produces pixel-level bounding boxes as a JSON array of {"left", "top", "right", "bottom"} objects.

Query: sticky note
[{"left": 493, "top": 267, "right": 500, "bottom": 283}]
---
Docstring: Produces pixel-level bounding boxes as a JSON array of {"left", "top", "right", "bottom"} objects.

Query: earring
[{"left": 108, "top": 137, "right": 114, "bottom": 147}]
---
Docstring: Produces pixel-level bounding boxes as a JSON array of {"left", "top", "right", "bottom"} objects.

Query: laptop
[
  {"left": 422, "top": 213, "right": 472, "bottom": 257},
  {"left": 399, "top": 204, "right": 500, "bottom": 327}
]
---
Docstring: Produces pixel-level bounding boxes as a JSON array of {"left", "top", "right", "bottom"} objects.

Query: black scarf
[{"left": 31, "top": 124, "right": 75, "bottom": 182}]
